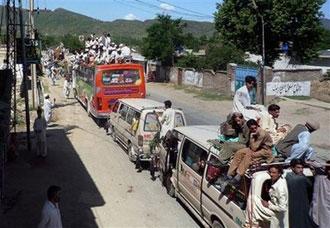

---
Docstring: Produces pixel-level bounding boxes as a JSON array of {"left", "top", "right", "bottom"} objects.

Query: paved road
[{"left": 50, "top": 81, "right": 200, "bottom": 227}]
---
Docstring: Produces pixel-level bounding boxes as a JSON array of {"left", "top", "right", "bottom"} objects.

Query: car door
[
  {"left": 116, "top": 104, "right": 129, "bottom": 141},
  {"left": 178, "top": 138, "right": 208, "bottom": 213}
]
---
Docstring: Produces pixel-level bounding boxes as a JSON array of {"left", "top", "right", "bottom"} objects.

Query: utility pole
[
  {"left": 29, "top": 0, "right": 38, "bottom": 108},
  {"left": 251, "top": 0, "right": 265, "bottom": 105},
  {"left": 19, "top": 0, "right": 31, "bottom": 151}
]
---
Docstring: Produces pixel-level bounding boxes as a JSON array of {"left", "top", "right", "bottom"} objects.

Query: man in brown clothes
[{"left": 222, "top": 119, "right": 273, "bottom": 190}]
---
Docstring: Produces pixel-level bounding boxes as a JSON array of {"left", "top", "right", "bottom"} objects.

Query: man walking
[{"left": 38, "top": 185, "right": 63, "bottom": 228}]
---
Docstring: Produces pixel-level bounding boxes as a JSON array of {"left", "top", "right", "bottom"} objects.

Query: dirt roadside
[{"left": 1, "top": 79, "right": 199, "bottom": 227}]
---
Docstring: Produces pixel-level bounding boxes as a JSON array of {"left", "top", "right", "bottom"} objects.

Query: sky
[{"left": 26, "top": 0, "right": 330, "bottom": 22}]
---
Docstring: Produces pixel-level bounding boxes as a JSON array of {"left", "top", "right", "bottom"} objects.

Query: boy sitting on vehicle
[{"left": 221, "top": 119, "right": 274, "bottom": 190}]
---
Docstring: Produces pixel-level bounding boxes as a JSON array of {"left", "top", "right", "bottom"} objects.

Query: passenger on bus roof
[{"left": 221, "top": 119, "right": 273, "bottom": 190}]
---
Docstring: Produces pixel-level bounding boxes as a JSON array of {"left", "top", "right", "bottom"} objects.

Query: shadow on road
[{"left": 0, "top": 128, "right": 105, "bottom": 228}]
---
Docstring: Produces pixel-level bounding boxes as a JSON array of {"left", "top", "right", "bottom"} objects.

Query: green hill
[{"left": 34, "top": 8, "right": 215, "bottom": 39}]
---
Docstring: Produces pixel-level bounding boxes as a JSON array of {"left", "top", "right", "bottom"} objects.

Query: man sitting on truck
[
  {"left": 275, "top": 120, "right": 320, "bottom": 162},
  {"left": 260, "top": 104, "right": 291, "bottom": 144},
  {"left": 222, "top": 119, "right": 273, "bottom": 190}
]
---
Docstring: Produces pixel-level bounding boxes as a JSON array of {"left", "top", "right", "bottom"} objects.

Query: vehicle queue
[{"left": 42, "top": 37, "right": 329, "bottom": 228}]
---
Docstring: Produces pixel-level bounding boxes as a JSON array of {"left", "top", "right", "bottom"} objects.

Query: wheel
[
  {"left": 165, "top": 175, "right": 175, "bottom": 197},
  {"left": 128, "top": 144, "right": 135, "bottom": 162},
  {"left": 212, "top": 219, "right": 224, "bottom": 228}
]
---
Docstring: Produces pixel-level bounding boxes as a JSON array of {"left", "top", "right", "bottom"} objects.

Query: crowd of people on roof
[
  {"left": 71, "top": 33, "right": 132, "bottom": 66},
  {"left": 210, "top": 75, "right": 329, "bottom": 228},
  {"left": 216, "top": 76, "right": 321, "bottom": 183}
]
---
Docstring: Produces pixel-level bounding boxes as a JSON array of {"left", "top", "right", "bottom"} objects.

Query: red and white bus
[{"left": 75, "top": 63, "right": 146, "bottom": 119}]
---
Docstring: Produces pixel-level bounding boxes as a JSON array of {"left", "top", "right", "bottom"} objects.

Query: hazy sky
[{"left": 27, "top": 0, "right": 330, "bottom": 22}]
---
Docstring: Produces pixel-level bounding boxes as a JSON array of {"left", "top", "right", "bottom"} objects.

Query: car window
[
  {"left": 181, "top": 139, "right": 208, "bottom": 176},
  {"left": 175, "top": 112, "right": 185, "bottom": 127},
  {"left": 102, "top": 69, "right": 140, "bottom": 85},
  {"left": 119, "top": 105, "right": 128, "bottom": 120},
  {"left": 144, "top": 113, "right": 161, "bottom": 132},
  {"left": 126, "top": 108, "right": 137, "bottom": 125}
]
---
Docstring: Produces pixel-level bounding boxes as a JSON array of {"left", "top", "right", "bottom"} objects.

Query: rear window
[
  {"left": 102, "top": 69, "right": 140, "bottom": 85},
  {"left": 144, "top": 113, "right": 161, "bottom": 132}
]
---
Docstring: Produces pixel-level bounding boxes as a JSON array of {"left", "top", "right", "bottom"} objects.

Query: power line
[
  {"left": 133, "top": 0, "right": 213, "bottom": 19},
  {"left": 155, "top": 0, "right": 213, "bottom": 18},
  {"left": 114, "top": 0, "right": 156, "bottom": 16}
]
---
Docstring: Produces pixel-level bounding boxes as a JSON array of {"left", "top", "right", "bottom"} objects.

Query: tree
[
  {"left": 141, "top": 14, "right": 185, "bottom": 66},
  {"left": 214, "top": 0, "right": 325, "bottom": 65}
]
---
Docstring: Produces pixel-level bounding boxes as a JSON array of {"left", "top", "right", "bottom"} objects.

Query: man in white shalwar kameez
[
  {"left": 159, "top": 100, "right": 176, "bottom": 139},
  {"left": 43, "top": 94, "right": 55, "bottom": 125},
  {"left": 233, "top": 76, "right": 268, "bottom": 122},
  {"left": 245, "top": 166, "right": 289, "bottom": 228},
  {"left": 33, "top": 107, "right": 47, "bottom": 157}
]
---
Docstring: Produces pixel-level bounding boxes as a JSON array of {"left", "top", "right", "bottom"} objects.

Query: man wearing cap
[{"left": 275, "top": 121, "right": 320, "bottom": 162}]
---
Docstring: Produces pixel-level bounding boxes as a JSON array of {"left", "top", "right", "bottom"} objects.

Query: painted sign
[{"left": 266, "top": 81, "right": 311, "bottom": 96}]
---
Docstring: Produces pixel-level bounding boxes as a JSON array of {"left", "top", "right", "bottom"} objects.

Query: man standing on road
[
  {"left": 159, "top": 100, "right": 175, "bottom": 139},
  {"left": 286, "top": 159, "right": 314, "bottom": 228},
  {"left": 33, "top": 107, "right": 47, "bottom": 158},
  {"left": 38, "top": 185, "right": 63, "bottom": 228},
  {"left": 43, "top": 94, "right": 55, "bottom": 125}
]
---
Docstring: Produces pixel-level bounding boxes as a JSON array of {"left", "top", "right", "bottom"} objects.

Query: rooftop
[{"left": 118, "top": 98, "right": 164, "bottom": 111}]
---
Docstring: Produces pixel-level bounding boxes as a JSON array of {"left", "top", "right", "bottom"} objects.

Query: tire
[
  {"left": 128, "top": 144, "right": 135, "bottom": 162},
  {"left": 165, "top": 175, "right": 175, "bottom": 197},
  {"left": 212, "top": 219, "right": 224, "bottom": 228}
]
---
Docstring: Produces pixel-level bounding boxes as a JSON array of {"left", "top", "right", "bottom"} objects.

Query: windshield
[{"left": 102, "top": 69, "right": 140, "bottom": 85}]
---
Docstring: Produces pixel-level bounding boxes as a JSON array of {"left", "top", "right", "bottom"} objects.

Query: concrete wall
[
  {"left": 311, "top": 80, "right": 330, "bottom": 103},
  {"left": 168, "top": 67, "right": 232, "bottom": 95},
  {"left": 273, "top": 69, "right": 322, "bottom": 82}
]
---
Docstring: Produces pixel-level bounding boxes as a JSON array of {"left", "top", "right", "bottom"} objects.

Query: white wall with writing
[{"left": 266, "top": 81, "right": 311, "bottom": 96}]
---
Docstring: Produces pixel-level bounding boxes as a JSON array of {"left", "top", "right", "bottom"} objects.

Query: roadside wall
[
  {"left": 167, "top": 65, "right": 329, "bottom": 103},
  {"left": 168, "top": 67, "right": 231, "bottom": 95}
]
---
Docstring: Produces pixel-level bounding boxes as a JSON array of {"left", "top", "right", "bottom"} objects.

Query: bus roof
[
  {"left": 118, "top": 98, "right": 164, "bottom": 111},
  {"left": 175, "top": 125, "right": 219, "bottom": 149},
  {"left": 96, "top": 63, "right": 143, "bottom": 70}
]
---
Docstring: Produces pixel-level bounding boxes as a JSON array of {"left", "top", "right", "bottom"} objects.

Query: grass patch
[{"left": 285, "top": 96, "right": 311, "bottom": 100}]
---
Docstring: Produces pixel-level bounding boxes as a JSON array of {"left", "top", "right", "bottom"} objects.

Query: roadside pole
[
  {"left": 19, "top": 0, "right": 31, "bottom": 151},
  {"left": 29, "top": 0, "right": 37, "bottom": 108}
]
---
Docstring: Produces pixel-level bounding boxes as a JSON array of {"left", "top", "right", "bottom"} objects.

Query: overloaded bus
[{"left": 75, "top": 63, "right": 146, "bottom": 120}]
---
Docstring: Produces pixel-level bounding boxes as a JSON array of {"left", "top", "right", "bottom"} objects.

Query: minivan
[
  {"left": 159, "top": 125, "right": 313, "bottom": 228},
  {"left": 109, "top": 98, "right": 186, "bottom": 162}
]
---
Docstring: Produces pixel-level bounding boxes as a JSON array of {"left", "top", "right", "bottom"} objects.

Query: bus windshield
[{"left": 102, "top": 69, "right": 140, "bottom": 85}]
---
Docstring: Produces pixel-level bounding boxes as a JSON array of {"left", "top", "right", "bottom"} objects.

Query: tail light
[
  {"left": 97, "top": 97, "right": 102, "bottom": 110},
  {"left": 138, "top": 135, "right": 143, "bottom": 146}
]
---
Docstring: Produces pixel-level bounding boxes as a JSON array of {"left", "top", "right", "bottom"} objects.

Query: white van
[
  {"left": 109, "top": 98, "right": 186, "bottom": 162},
  {"left": 164, "top": 125, "right": 313, "bottom": 228}
]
